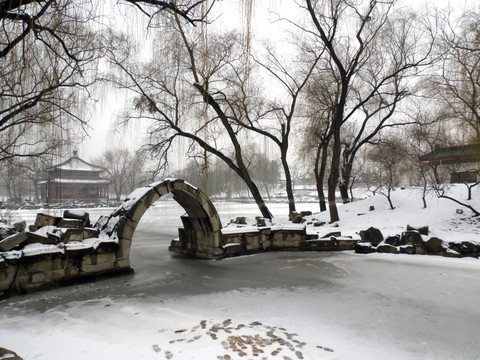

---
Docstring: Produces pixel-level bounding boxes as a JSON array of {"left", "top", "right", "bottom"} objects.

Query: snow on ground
[
  {"left": 1, "top": 185, "right": 480, "bottom": 360},
  {"left": 304, "top": 185, "right": 480, "bottom": 243}
]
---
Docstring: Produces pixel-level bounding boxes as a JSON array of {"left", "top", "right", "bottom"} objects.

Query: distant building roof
[
  {"left": 419, "top": 144, "right": 480, "bottom": 164},
  {"left": 51, "top": 154, "right": 105, "bottom": 173}
]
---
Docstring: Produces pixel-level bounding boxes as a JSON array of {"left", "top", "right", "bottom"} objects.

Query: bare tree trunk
[
  {"left": 328, "top": 118, "right": 342, "bottom": 223},
  {"left": 339, "top": 163, "right": 352, "bottom": 204},
  {"left": 314, "top": 142, "right": 328, "bottom": 212},
  {"left": 281, "top": 152, "right": 296, "bottom": 213}
]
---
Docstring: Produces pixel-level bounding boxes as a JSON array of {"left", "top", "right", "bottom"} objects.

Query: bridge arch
[{"left": 98, "top": 179, "right": 224, "bottom": 267}]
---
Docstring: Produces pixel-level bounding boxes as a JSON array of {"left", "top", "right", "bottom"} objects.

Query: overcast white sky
[{"left": 79, "top": 0, "right": 477, "bottom": 168}]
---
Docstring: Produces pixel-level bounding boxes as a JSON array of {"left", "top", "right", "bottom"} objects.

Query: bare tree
[
  {"left": 302, "top": 0, "right": 434, "bottom": 222},
  {"left": 93, "top": 148, "right": 146, "bottom": 200},
  {"left": 1, "top": 0, "right": 102, "bottom": 163},
  {"left": 367, "top": 138, "right": 408, "bottom": 210},
  {"left": 106, "top": 9, "right": 275, "bottom": 218},
  {"left": 433, "top": 8, "right": 480, "bottom": 140}
]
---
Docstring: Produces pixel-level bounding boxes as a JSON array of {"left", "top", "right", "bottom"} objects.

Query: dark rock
[
  {"left": 233, "top": 217, "right": 247, "bottom": 225},
  {"left": 406, "top": 225, "right": 429, "bottom": 235},
  {"left": 300, "top": 211, "right": 312, "bottom": 217},
  {"left": 425, "top": 237, "right": 445, "bottom": 254},
  {"left": 448, "top": 241, "right": 480, "bottom": 256},
  {"left": 313, "top": 221, "right": 326, "bottom": 227},
  {"left": 400, "top": 231, "right": 424, "bottom": 246},
  {"left": 369, "top": 206, "right": 375, "bottom": 211},
  {"left": 399, "top": 246, "right": 415, "bottom": 254},
  {"left": 377, "top": 244, "right": 399, "bottom": 254},
  {"left": 0, "top": 226, "right": 15, "bottom": 240},
  {"left": 414, "top": 245, "right": 427, "bottom": 254},
  {"left": 359, "top": 227, "right": 384, "bottom": 246},
  {"left": 289, "top": 212, "right": 303, "bottom": 224},
  {"left": 354, "top": 242, "right": 377, "bottom": 254},
  {"left": 385, "top": 235, "right": 401, "bottom": 246},
  {"left": 13, "top": 221, "right": 26, "bottom": 233}
]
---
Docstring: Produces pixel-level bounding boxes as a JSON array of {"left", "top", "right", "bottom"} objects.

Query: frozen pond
[{"left": 1, "top": 201, "right": 480, "bottom": 359}]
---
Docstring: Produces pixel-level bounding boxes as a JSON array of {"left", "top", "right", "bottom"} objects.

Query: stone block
[
  {"left": 181, "top": 215, "right": 194, "bottom": 230},
  {"left": 0, "top": 232, "right": 28, "bottom": 252},
  {"left": 83, "top": 227, "right": 100, "bottom": 239},
  {"left": 377, "top": 244, "right": 399, "bottom": 254},
  {"left": 96, "top": 252, "right": 117, "bottom": 264},
  {"left": 198, "top": 244, "right": 224, "bottom": 259},
  {"left": 171, "top": 179, "right": 185, "bottom": 191},
  {"left": 116, "top": 238, "right": 132, "bottom": 259},
  {"left": 31, "top": 272, "right": 46, "bottom": 283},
  {"left": 127, "top": 198, "right": 151, "bottom": 223},
  {"left": 153, "top": 183, "right": 169, "bottom": 197},
  {"left": 25, "top": 232, "right": 58, "bottom": 245},
  {"left": 320, "top": 231, "right": 341, "bottom": 239},
  {"left": 65, "top": 245, "right": 94, "bottom": 257},
  {"left": 34, "top": 213, "right": 60, "bottom": 228},
  {"left": 96, "top": 241, "right": 118, "bottom": 253},
  {"left": 45, "top": 269, "right": 67, "bottom": 282},
  {"left": 115, "top": 258, "right": 131, "bottom": 271},
  {"left": 223, "top": 243, "right": 244, "bottom": 256},
  {"left": 115, "top": 217, "right": 138, "bottom": 241},
  {"left": 57, "top": 218, "right": 84, "bottom": 230},
  {"left": 63, "top": 210, "right": 90, "bottom": 226},
  {"left": 23, "top": 257, "right": 64, "bottom": 273},
  {"left": 244, "top": 234, "right": 261, "bottom": 251},
  {"left": 62, "top": 228, "right": 84, "bottom": 243},
  {"left": 209, "top": 215, "right": 222, "bottom": 232},
  {"left": 336, "top": 239, "right": 358, "bottom": 251},
  {"left": 82, "top": 261, "right": 115, "bottom": 274}
]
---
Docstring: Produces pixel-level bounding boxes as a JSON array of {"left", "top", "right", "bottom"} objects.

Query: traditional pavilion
[
  {"left": 419, "top": 144, "right": 480, "bottom": 183},
  {"left": 40, "top": 151, "right": 110, "bottom": 203}
]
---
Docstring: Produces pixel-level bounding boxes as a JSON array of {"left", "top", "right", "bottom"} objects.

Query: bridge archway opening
[{"left": 99, "top": 179, "right": 224, "bottom": 266}]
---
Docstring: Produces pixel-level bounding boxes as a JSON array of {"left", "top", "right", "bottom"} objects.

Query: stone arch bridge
[{"left": 97, "top": 179, "right": 225, "bottom": 266}]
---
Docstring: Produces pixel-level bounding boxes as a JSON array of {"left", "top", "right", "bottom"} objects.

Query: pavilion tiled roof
[{"left": 419, "top": 144, "right": 480, "bottom": 164}]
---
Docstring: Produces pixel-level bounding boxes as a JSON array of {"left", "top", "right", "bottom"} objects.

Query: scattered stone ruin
[
  {"left": 354, "top": 226, "right": 480, "bottom": 258},
  {"left": 0, "top": 209, "right": 121, "bottom": 297}
]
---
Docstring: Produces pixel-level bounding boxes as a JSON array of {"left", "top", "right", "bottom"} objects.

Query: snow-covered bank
[{"left": 304, "top": 186, "right": 480, "bottom": 244}]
